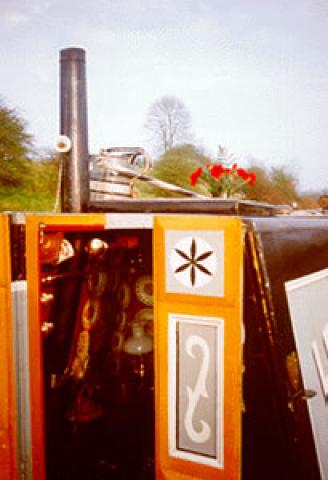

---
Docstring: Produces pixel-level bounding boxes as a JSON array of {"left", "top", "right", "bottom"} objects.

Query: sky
[{"left": 1, "top": 0, "right": 328, "bottom": 192}]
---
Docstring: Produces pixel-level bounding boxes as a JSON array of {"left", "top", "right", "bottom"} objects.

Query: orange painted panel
[
  {"left": 25, "top": 213, "right": 105, "bottom": 480},
  {"left": 0, "top": 214, "right": 17, "bottom": 480},
  {"left": 153, "top": 216, "right": 243, "bottom": 480}
]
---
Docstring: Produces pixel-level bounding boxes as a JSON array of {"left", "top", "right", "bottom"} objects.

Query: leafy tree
[
  {"left": 137, "top": 143, "right": 301, "bottom": 204},
  {"left": 318, "top": 195, "right": 328, "bottom": 210},
  {"left": 145, "top": 96, "right": 193, "bottom": 154},
  {"left": 245, "top": 161, "right": 299, "bottom": 204},
  {"left": 0, "top": 98, "right": 32, "bottom": 186},
  {"left": 29, "top": 153, "right": 59, "bottom": 193},
  {"left": 244, "top": 163, "right": 275, "bottom": 202},
  {"left": 270, "top": 166, "right": 298, "bottom": 204},
  {"left": 0, "top": 152, "right": 59, "bottom": 212}
]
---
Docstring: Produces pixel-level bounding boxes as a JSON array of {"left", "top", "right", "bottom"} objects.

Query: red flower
[
  {"left": 237, "top": 168, "right": 248, "bottom": 180},
  {"left": 247, "top": 172, "right": 256, "bottom": 186},
  {"left": 209, "top": 164, "right": 224, "bottom": 179},
  {"left": 190, "top": 167, "right": 203, "bottom": 186}
]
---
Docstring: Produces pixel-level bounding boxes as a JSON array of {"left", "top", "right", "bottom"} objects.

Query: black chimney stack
[{"left": 60, "top": 47, "right": 89, "bottom": 212}]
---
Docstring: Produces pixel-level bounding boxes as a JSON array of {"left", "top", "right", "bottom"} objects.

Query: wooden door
[
  {"left": 153, "top": 216, "right": 243, "bottom": 480},
  {"left": 25, "top": 213, "right": 105, "bottom": 480}
]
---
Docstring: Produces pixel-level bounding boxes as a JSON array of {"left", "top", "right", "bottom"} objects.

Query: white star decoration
[{"left": 170, "top": 236, "right": 217, "bottom": 289}]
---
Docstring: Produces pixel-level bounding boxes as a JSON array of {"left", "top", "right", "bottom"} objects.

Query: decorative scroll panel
[{"left": 168, "top": 314, "right": 224, "bottom": 468}]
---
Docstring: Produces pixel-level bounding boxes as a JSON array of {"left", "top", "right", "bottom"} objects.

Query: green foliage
[
  {"left": 243, "top": 164, "right": 274, "bottom": 202},
  {"left": 0, "top": 186, "right": 56, "bottom": 211},
  {"left": 28, "top": 155, "right": 59, "bottom": 194},
  {"left": 0, "top": 98, "right": 32, "bottom": 187},
  {"left": 135, "top": 144, "right": 211, "bottom": 198},
  {"left": 318, "top": 195, "right": 328, "bottom": 210},
  {"left": 297, "top": 195, "right": 319, "bottom": 209},
  {"left": 270, "top": 166, "right": 298, "bottom": 203},
  {"left": 192, "top": 164, "right": 256, "bottom": 198},
  {"left": 0, "top": 155, "right": 59, "bottom": 211},
  {"left": 245, "top": 162, "right": 299, "bottom": 204},
  {"left": 0, "top": 97, "right": 59, "bottom": 211},
  {"left": 136, "top": 145, "right": 301, "bottom": 205},
  {"left": 0, "top": 93, "right": 314, "bottom": 209}
]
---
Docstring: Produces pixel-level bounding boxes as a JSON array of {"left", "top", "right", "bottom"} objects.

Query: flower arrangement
[{"left": 190, "top": 163, "right": 256, "bottom": 198}]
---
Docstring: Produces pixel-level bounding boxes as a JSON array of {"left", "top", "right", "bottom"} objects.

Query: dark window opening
[{"left": 40, "top": 228, "right": 155, "bottom": 480}]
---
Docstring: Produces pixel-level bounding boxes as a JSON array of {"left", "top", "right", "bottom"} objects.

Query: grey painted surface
[
  {"left": 286, "top": 269, "right": 328, "bottom": 480},
  {"left": 12, "top": 281, "right": 32, "bottom": 480}
]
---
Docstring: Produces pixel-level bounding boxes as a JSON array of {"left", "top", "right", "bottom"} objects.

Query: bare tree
[{"left": 145, "top": 96, "right": 192, "bottom": 154}]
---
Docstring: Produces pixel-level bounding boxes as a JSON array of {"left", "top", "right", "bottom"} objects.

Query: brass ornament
[
  {"left": 71, "top": 355, "right": 89, "bottom": 380},
  {"left": 118, "top": 282, "right": 131, "bottom": 309},
  {"left": 87, "top": 271, "right": 108, "bottom": 296},
  {"left": 135, "top": 275, "right": 153, "bottom": 306},
  {"left": 40, "top": 291, "right": 54, "bottom": 305},
  {"left": 76, "top": 331, "right": 90, "bottom": 360},
  {"left": 112, "top": 332, "right": 125, "bottom": 353},
  {"left": 117, "top": 311, "right": 128, "bottom": 331},
  {"left": 40, "top": 232, "right": 63, "bottom": 264},
  {"left": 40, "top": 232, "right": 74, "bottom": 265},
  {"left": 134, "top": 308, "right": 154, "bottom": 335},
  {"left": 81, "top": 298, "right": 100, "bottom": 331},
  {"left": 86, "top": 238, "right": 109, "bottom": 260},
  {"left": 286, "top": 351, "right": 301, "bottom": 392}
]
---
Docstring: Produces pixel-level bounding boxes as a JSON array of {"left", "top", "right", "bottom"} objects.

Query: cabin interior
[{"left": 33, "top": 223, "right": 295, "bottom": 480}]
